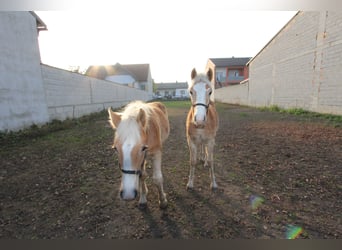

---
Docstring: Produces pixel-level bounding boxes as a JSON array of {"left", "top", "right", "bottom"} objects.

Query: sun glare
[{"left": 37, "top": 9, "right": 296, "bottom": 82}]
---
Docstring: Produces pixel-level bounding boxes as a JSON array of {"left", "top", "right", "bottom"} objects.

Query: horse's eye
[
  {"left": 189, "top": 90, "right": 193, "bottom": 95},
  {"left": 142, "top": 145, "right": 148, "bottom": 152},
  {"left": 112, "top": 146, "right": 118, "bottom": 152},
  {"left": 208, "top": 89, "right": 212, "bottom": 95}
]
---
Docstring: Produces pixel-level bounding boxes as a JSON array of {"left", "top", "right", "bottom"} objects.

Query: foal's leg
[
  {"left": 199, "top": 143, "right": 206, "bottom": 163},
  {"left": 207, "top": 139, "right": 218, "bottom": 190},
  {"left": 203, "top": 144, "right": 209, "bottom": 168},
  {"left": 152, "top": 151, "right": 168, "bottom": 209},
  {"left": 138, "top": 161, "right": 148, "bottom": 208},
  {"left": 187, "top": 140, "right": 197, "bottom": 190}
]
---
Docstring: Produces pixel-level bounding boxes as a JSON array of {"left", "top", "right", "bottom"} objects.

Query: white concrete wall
[
  {"left": 0, "top": 12, "right": 49, "bottom": 131},
  {"left": 215, "top": 11, "right": 342, "bottom": 115},
  {"left": 41, "top": 65, "right": 149, "bottom": 121},
  {"left": 215, "top": 82, "right": 249, "bottom": 106},
  {"left": 0, "top": 12, "right": 151, "bottom": 132}
]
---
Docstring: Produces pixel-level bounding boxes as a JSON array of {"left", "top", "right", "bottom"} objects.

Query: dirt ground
[{"left": 0, "top": 102, "right": 341, "bottom": 239}]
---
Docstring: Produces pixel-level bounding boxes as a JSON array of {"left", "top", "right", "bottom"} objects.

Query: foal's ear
[
  {"left": 137, "top": 108, "right": 147, "bottom": 130},
  {"left": 207, "top": 68, "right": 213, "bottom": 81},
  {"left": 108, "top": 107, "right": 121, "bottom": 129},
  {"left": 191, "top": 68, "right": 197, "bottom": 80}
]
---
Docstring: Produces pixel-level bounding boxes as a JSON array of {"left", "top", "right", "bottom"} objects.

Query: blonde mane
[
  {"left": 120, "top": 101, "right": 152, "bottom": 121},
  {"left": 115, "top": 101, "right": 152, "bottom": 143},
  {"left": 189, "top": 73, "right": 211, "bottom": 89}
]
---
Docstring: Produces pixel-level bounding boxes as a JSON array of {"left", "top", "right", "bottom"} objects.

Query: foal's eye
[
  {"left": 112, "top": 146, "right": 118, "bottom": 153},
  {"left": 208, "top": 89, "right": 212, "bottom": 95},
  {"left": 189, "top": 90, "right": 193, "bottom": 95},
  {"left": 142, "top": 145, "right": 148, "bottom": 152}
]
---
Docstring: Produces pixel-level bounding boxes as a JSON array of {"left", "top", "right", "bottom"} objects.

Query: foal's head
[
  {"left": 189, "top": 68, "right": 213, "bottom": 127},
  {"left": 108, "top": 105, "right": 149, "bottom": 201}
]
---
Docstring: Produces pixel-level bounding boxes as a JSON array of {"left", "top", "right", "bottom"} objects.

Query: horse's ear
[
  {"left": 108, "top": 107, "right": 121, "bottom": 129},
  {"left": 191, "top": 68, "right": 197, "bottom": 80},
  {"left": 207, "top": 68, "right": 213, "bottom": 81},
  {"left": 137, "top": 108, "right": 147, "bottom": 130}
]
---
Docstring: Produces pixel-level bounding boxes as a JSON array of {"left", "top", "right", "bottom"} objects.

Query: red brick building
[{"left": 206, "top": 57, "right": 251, "bottom": 88}]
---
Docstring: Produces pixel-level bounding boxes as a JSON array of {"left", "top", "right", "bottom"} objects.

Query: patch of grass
[
  {"left": 286, "top": 108, "right": 310, "bottom": 115},
  {"left": 161, "top": 100, "right": 191, "bottom": 109},
  {"left": 0, "top": 110, "right": 109, "bottom": 147},
  {"left": 239, "top": 113, "right": 249, "bottom": 117},
  {"left": 258, "top": 105, "right": 342, "bottom": 126},
  {"left": 269, "top": 105, "right": 282, "bottom": 112}
]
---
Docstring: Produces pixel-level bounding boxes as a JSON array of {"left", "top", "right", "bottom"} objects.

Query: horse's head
[
  {"left": 189, "top": 68, "right": 213, "bottom": 128},
  {"left": 108, "top": 107, "right": 148, "bottom": 201}
]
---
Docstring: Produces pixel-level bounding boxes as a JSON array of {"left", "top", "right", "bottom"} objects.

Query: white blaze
[
  {"left": 117, "top": 118, "right": 141, "bottom": 199},
  {"left": 121, "top": 142, "right": 139, "bottom": 195},
  {"left": 193, "top": 82, "right": 207, "bottom": 122}
]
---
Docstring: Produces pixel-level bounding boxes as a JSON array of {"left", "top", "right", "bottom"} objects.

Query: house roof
[
  {"left": 208, "top": 57, "right": 252, "bottom": 67},
  {"left": 85, "top": 63, "right": 150, "bottom": 81},
  {"left": 122, "top": 64, "right": 150, "bottom": 82},
  {"left": 155, "top": 82, "right": 188, "bottom": 90},
  {"left": 29, "top": 11, "right": 47, "bottom": 32}
]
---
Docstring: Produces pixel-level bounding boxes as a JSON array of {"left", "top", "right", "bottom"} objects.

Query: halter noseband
[
  {"left": 192, "top": 103, "right": 210, "bottom": 109},
  {"left": 120, "top": 168, "right": 142, "bottom": 177}
]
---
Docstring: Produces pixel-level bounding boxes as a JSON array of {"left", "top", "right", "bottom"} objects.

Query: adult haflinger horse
[
  {"left": 186, "top": 68, "right": 219, "bottom": 190},
  {"left": 108, "top": 101, "right": 170, "bottom": 209}
]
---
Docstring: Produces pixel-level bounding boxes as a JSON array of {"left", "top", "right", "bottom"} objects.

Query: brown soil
[{"left": 0, "top": 102, "right": 341, "bottom": 239}]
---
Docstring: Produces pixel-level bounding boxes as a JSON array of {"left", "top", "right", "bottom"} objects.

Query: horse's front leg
[
  {"left": 152, "top": 151, "right": 168, "bottom": 209},
  {"left": 187, "top": 140, "right": 197, "bottom": 190},
  {"left": 207, "top": 139, "right": 218, "bottom": 190},
  {"left": 138, "top": 162, "right": 148, "bottom": 208}
]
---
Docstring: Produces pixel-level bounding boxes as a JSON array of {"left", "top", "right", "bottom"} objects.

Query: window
[
  {"left": 216, "top": 70, "right": 226, "bottom": 82},
  {"left": 228, "top": 70, "right": 240, "bottom": 77}
]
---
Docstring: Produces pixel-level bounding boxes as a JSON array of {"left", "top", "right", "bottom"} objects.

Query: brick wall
[{"left": 215, "top": 11, "right": 342, "bottom": 115}]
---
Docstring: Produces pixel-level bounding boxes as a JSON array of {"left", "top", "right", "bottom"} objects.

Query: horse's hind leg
[
  {"left": 152, "top": 151, "right": 168, "bottom": 209},
  {"left": 207, "top": 140, "right": 218, "bottom": 190},
  {"left": 203, "top": 144, "right": 209, "bottom": 168},
  {"left": 187, "top": 141, "right": 197, "bottom": 190},
  {"left": 199, "top": 143, "right": 206, "bottom": 164}
]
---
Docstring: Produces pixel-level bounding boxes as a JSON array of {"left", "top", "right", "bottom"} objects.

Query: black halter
[
  {"left": 192, "top": 103, "right": 210, "bottom": 116},
  {"left": 192, "top": 103, "right": 210, "bottom": 109},
  {"left": 119, "top": 151, "right": 146, "bottom": 178},
  {"left": 120, "top": 168, "right": 142, "bottom": 177}
]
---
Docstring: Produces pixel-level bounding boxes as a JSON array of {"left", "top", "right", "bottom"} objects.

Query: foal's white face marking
[
  {"left": 114, "top": 119, "right": 146, "bottom": 201},
  {"left": 190, "top": 82, "right": 212, "bottom": 127},
  {"left": 121, "top": 140, "right": 139, "bottom": 199}
]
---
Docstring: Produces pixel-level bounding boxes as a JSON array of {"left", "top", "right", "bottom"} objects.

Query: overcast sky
[{"left": 36, "top": 6, "right": 296, "bottom": 82}]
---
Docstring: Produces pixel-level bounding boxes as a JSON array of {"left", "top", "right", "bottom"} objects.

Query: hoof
[
  {"left": 159, "top": 200, "right": 168, "bottom": 209},
  {"left": 138, "top": 202, "right": 147, "bottom": 210}
]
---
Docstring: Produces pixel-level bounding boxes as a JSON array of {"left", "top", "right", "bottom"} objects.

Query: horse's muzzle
[
  {"left": 194, "top": 116, "right": 206, "bottom": 128},
  {"left": 120, "top": 189, "right": 138, "bottom": 200}
]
